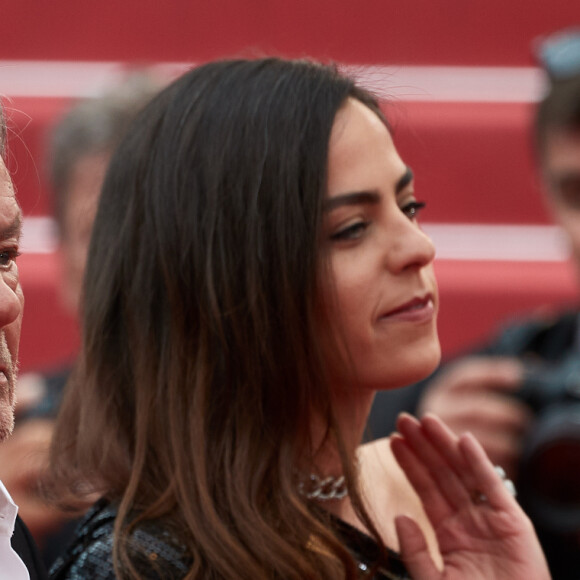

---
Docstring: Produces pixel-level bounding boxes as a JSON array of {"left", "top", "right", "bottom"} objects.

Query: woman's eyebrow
[
  {"left": 396, "top": 166, "right": 414, "bottom": 194},
  {"left": 324, "top": 166, "right": 414, "bottom": 212},
  {"left": 324, "top": 190, "right": 380, "bottom": 212}
]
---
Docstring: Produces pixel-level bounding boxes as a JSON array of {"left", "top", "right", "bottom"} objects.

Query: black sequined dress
[{"left": 49, "top": 499, "right": 411, "bottom": 579}]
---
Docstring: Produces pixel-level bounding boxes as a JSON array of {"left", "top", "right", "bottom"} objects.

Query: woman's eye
[
  {"left": 401, "top": 201, "right": 426, "bottom": 220},
  {"left": 330, "top": 221, "right": 369, "bottom": 241},
  {"left": 0, "top": 249, "right": 20, "bottom": 269}
]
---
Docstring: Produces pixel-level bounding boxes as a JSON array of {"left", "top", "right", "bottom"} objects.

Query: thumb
[{"left": 395, "top": 515, "right": 440, "bottom": 580}]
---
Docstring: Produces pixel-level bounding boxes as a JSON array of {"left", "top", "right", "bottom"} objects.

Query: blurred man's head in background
[
  {"left": 48, "top": 72, "right": 162, "bottom": 314},
  {"left": 535, "top": 30, "right": 580, "bottom": 272}
]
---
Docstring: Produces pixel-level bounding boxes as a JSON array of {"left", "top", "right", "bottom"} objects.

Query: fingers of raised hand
[
  {"left": 393, "top": 414, "right": 519, "bottom": 514},
  {"left": 390, "top": 433, "right": 454, "bottom": 523},
  {"left": 458, "top": 432, "right": 519, "bottom": 512},
  {"left": 391, "top": 413, "right": 472, "bottom": 519}
]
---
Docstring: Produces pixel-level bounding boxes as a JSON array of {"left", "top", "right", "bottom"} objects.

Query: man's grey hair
[{"left": 49, "top": 70, "right": 163, "bottom": 233}]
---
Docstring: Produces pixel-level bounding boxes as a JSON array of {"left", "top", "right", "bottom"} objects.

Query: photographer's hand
[
  {"left": 392, "top": 413, "right": 551, "bottom": 580},
  {"left": 417, "top": 357, "right": 532, "bottom": 479}
]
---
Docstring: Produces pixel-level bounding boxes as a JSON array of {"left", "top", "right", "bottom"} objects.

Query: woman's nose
[{"left": 385, "top": 220, "right": 436, "bottom": 273}]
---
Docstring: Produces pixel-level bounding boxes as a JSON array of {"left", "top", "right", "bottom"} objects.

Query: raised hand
[{"left": 391, "top": 413, "right": 550, "bottom": 580}]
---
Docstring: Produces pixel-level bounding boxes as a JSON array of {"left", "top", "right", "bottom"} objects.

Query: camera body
[{"left": 516, "top": 355, "right": 580, "bottom": 535}]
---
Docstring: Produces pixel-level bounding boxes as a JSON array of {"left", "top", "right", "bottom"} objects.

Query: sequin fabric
[
  {"left": 49, "top": 499, "right": 190, "bottom": 579},
  {"left": 49, "top": 499, "right": 411, "bottom": 579}
]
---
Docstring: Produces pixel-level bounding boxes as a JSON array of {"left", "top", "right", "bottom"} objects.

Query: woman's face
[{"left": 321, "top": 98, "right": 440, "bottom": 392}]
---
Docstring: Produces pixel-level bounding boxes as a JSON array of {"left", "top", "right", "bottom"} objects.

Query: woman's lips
[{"left": 380, "top": 295, "right": 435, "bottom": 323}]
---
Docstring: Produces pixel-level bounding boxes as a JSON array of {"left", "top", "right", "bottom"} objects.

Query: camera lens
[
  {"left": 528, "top": 439, "right": 580, "bottom": 503},
  {"left": 519, "top": 404, "right": 580, "bottom": 534}
]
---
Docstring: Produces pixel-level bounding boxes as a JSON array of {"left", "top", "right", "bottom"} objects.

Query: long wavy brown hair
[{"left": 50, "top": 58, "right": 387, "bottom": 579}]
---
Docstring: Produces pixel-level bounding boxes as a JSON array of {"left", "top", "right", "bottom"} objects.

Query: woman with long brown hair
[{"left": 48, "top": 58, "right": 549, "bottom": 579}]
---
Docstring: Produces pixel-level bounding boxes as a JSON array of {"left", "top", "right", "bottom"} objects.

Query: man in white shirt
[{"left": 0, "top": 105, "right": 47, "bottom": 580}]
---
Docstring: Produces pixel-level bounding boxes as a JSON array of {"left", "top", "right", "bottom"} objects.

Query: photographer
[{"left": 369, "top": 28, "right": 580, "bottom": 580}]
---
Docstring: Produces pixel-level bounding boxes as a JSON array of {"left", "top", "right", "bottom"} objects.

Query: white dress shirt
[{"left": 0, "top": 480, "right": 29, "bottom": 579}]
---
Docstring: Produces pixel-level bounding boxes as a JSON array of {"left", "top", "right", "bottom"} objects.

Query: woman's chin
[{"left": 379, "top": 340, "right": 442, "bottom": 391}]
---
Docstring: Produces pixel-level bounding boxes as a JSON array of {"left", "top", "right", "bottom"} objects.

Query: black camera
[{"left": 516, "top": 355, "right": 580, "bottom": 536}]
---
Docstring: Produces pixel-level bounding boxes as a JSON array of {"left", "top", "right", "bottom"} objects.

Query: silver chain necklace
[{"left": 298, "top": 473, "right": 348, "bottom": 501}]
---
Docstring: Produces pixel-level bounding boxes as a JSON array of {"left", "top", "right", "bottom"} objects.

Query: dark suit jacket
[{"left": 11, "top": 516, "right": 48, "bottom": 580}]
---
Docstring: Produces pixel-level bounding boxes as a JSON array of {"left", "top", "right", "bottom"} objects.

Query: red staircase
[{"left": 2, "top": 3, "right": 578, "bottom": 370}]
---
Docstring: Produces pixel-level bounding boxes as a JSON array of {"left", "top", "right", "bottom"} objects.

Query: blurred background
[{"left": 1, "top": 0, "right": 579, "bottom": 373}]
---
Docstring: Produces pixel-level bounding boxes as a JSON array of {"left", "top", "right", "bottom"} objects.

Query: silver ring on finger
[{"left": 470, "top": 464, "right": 517, "bottom": 505}]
